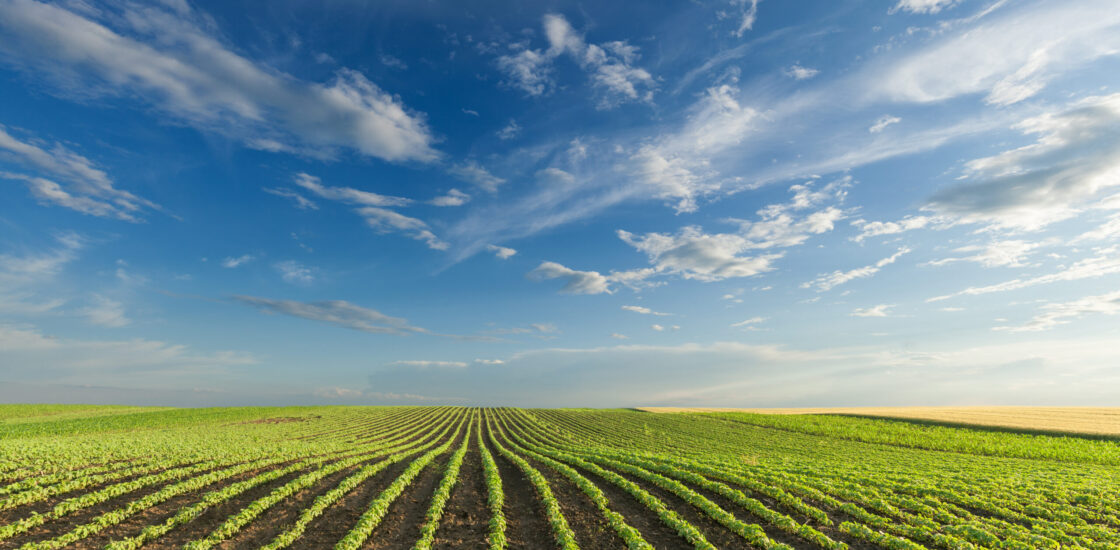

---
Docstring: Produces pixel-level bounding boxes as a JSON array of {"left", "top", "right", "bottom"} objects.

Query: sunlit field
[{"left": 3, "top": 406, "right": 1118, "bottom": 549}]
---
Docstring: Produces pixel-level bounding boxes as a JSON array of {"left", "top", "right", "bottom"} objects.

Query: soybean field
[{"left": 1, "top": 406, "right": 1118, "bottom": 549}]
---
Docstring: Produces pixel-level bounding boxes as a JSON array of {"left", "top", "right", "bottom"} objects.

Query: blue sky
[{"left": 2, "top": 0, "right": 1119, "bottom": 407}]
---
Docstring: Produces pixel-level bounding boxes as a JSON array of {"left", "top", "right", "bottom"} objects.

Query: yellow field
[{"left": 636, "top": 406, "right": 1120, "bottom": 436}]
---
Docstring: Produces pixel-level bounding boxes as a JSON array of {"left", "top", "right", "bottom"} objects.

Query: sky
[{"left": 2, "top": 0, "right": 1120, "bottom": 408}]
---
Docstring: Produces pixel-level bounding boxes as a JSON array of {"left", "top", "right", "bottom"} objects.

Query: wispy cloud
[
  {"left": 273, "top": 261, "right": 315, "bottom": 285},
  {"left": 851, "top": 304, "right": 893, "bottom": 318},
  {"left": 232, "top": 295, "right": 427, "bottom": 336},
  {"left": 929, "top": 247, "right": 1120, "bottom": 302},
  {"left": 622, "top": 305, "right": 671, "bottom": 316},
  {"left": 0, "top": 1, "right": 438, "bottom": 161},
  {"left": 81, "top": 294, "right": 130, "bottom": 327},
  {"left": 803, "top": 248, "right": 910, "bottom": 292},
  {"left": 995, "top": 290, "right": 1120, "bottom": 332},
  {"left": 221, "top": 255, "right": 255, "bottom": 269},
  {"left": 429, "top": 189, "right": 471, "bottom": 207},
  {"left": 486, "top": 244, "right": 517, "bottom": 259},
  {"left": 0, "top": 126, "right": 156, "bottom": 220},
  {"left": 496, "top": 14, "right": 655, "bottom": 109}
]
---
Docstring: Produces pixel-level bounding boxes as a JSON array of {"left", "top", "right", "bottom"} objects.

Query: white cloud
[
  {"left": 0, "top": 1, "right": 437, "bottom": 162},
  {"left": 429, "top": 189, "right": 470, "bottom": 207},
  {"left": 496, "top": 48, "right": 552, "bottom": 96},
  {"left": 610, "top": 333, "right": 628, "bottom": 339},
  {"left": 232, "top": 295, "right": 426, "bottom": 336},
  {"left": 621, "top": 305, "right": 671, "bottom": 316},
  {"left": 929, "top": 247, "right": 1120, "bottom": 302},
  {"left": 784, "top": 65, "right": 818, "bottom": 80},
  {"left": 530, "top": 323, "right": 559, "bottom": 334},
  {"left": 358, "top": 207, "right": 448, "bottom": 250},
  {"left": 803, "top": 248, "right": 910, "bottom": 292},
  {"left": 850, "top": 216, "right": 938, "bottom": 242},
  {"left": 81, "top": 295, "right": 130, "bottom": 327},
  {"left": 293, "top": 173, "right": 410, "bottom": 207},
  {"left": 995, "top": 290, "right": 1120, "bottom": 332},
  {"left": 890, "top": 0, "right": 959, "bottom": 15},
  {"left": 528, "top": 261, "right": 613, "bottom": 295},
  {"left": 263, "top": 187, "right": 318, "bottom": 210},
  {"left": 273, "top": 260, "right": 315, "bottom": 285},
  {"left": 389, "top": 360, "right": 469, "bottom": 368},
  {"left": 925, "top": 94, "right": 1120, "bottom": 231},
  {"left": 620, "top": 227, "right": 782, "bottom": 282},
  {"left": 651, "top": 324, "right": 665, "bottom": 331},
  {"left": 851, "top": 304, "right": 894, "bottom": 318},
  {"left": 449, "top": 162, "right": 505, "bottom": 193},
  {"left": 730, "top": 0, "right": 761, "bottom": 37},
  {"left": 0, "top": 233, "right": 82, "bottom": 288},
  {"left": 730, "top": 316, "right": 766, "bottom": 327},
  {"left": 496, "top": 119, "right": 521, "bottom": 140},
  {"left": 868, "top": 115, "right": 901, "bottom": 133},
  {"left": 926, "top": 240, "right": 1043, "bottom": 268},
  {"left": 0, "top": 322, "right": 256, "bottom": 383},
  {"left": 486, "top": 244, "right": 517, "bottom": 259},
  {"left": 0, "top": 126, "right": 155, "bottom": 220},
  {"left": 474, "top": 359, "right": 505, "bottom": 365},
  {"left": 221, "top": 255, "right": 254, "bottom": 269},
  {"left": 876, "top": 2, "right": 1120, "bottom": 106},
  {"left": 379, "top": 54, "right": 407, "bottom": 70},
  {"left": 496, "top": 14, "right": 655, "bottom": 109}
]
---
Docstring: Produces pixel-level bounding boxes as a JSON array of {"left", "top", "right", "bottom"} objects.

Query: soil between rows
[
  {"left": 482, "top": 429, "right": 554, "bottom": 550},
  {"left": 361, "top": 429, "right": 469, "bottom": 550},
  {"left": 520, "top": 452, "right": 625, "bottom": 550},
  {"left": 0, "top": 462, "right": 228, "bottom": 549},
  {"left": 93, "top": 462, "right": 311, "bottom": 549},
  {"left": 609, "top": 468, "right": 756, "bottom": 549},
  {"left": 431, "top": 436, "right": 489, "bottom": 550}
]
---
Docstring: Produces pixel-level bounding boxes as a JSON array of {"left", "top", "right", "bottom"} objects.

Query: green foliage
[{"left": 1, "top": 405, "right": 1117, "bottom": 550}]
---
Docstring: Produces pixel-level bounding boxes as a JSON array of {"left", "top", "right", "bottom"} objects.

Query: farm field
[
  {"left": 1, "top": 406, "right": 1118, "bottom": 549},
  {"left": 637, "top": 407, "right": 1120, "bottom": 437}
]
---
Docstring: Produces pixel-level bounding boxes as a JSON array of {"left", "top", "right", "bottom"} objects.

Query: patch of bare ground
[
  {"left": 240, "top": 416, "right": 319, "bottom": 425},
  {"left": 609, "top": 469, "right": 755, "bottom": 549},
  {"left": 714, "top": 478, "right": 879, "bottom": 550},
  {"left": 211, "top": 463, "right": 366, "bottom": 549},
  {"left": 0, "top": 463, "right": 223, "bottom": 549},
  {"left": 565, "top": 462, "right": 692, "bottom": 550},
  {"left": 523, "top": 454, "right": 625, "bottom": 550},
  {"left": 482, "top": 434, "right": 554, "bottom": 550},
  {"left": 431, "top": 438, "right": 488, "bottom": 550},
  {"left": 0, "top": 464, "right": 179, "bottom": 526},
  {"left": 361, "top": 434, "right": 466, "bottom": 550},
  {"left": 140, "top": 462, "right": 316, "bottom": 549},
  {"left": 283, "top": 455, "right": 414, "bottom": 548},
  {"left": 81, "top": 462, "right": 306, "bottom": 549},
  {"left": 676, "top": 476, "right": 828, "bottom": 550}
]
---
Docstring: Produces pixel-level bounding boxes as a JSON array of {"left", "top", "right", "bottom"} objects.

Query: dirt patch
[
  {"left": 523, "top": 454, "right": 625, "bottom": 550},
  {"left": 0, "top": 463, "right": 224, "bottom": 549},
  {"left": 610, "top": 469, "right": 755, "bottom": 549},
  {"left": 240, "top": 416, "right": 319, "bottom": 425},
  {"left": 362, "top": 435, "right": 465, "bottom": 550},
  {"left": 567, "top": 461, "right": 692, "bottom": 550},
  {"left": 432, "top": 437, "right": 489, "bottom": 550},
  {"left": 482, "top": 432, "right": 554, "bottom": 550}
]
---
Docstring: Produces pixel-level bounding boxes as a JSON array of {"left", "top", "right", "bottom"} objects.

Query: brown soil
[
  {"left": 522, "top": 454, "right": 625, "bottom": 550},
  {"left": 240, "top": 416, "right": 319, "bottom": 425},
  {"left": 0, "top": 463, "right": 225, "bottom": 549},
  {"left": 481, "top": 434, "right": 554, "bottom": 550},
  {"left": 431, "top": 437, "right": 489, "bottom": 550},
  {"left": 610, "top": 469, "right": 755, "bottom": 549},
  {"left": 567, "top": 462, "right": 692, "bottom": 550},
  {"left": 361, "top": 436, "right": 464, "bottom": 550},
  {"left": 142, "top": 462, "right": 317, "bottom": 548}
]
